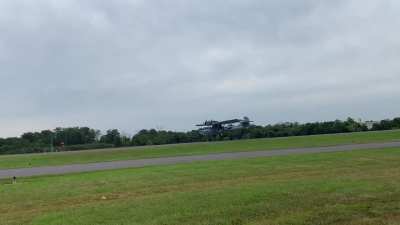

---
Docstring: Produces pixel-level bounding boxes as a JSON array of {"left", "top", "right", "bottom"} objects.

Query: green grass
[
  {"left": 0, "top": 130, "right": 399, "bottom": 169},
  {"left": 1, "top": 148, "right": 399, "bottom": 225}
]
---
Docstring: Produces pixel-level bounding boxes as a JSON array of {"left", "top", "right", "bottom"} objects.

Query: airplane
[{"left": 196, "top": 117, "right": 253, "bottom": 135}]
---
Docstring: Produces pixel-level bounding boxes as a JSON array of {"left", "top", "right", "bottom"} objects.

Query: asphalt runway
[{"left": 1, "top": 141, "right": 399, "bottom": 179}]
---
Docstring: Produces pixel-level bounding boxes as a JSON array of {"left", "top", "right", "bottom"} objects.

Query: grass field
[
  {"left": 1, "top": 148, "right": 399, "bottom": 225},
  {"left": 0, "top": 130, "right": 399, "bottom": 169}
]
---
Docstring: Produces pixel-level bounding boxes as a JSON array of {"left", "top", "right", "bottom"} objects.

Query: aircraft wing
[{"left": 218, "top": 119, "right": 241, "bottom": 125}]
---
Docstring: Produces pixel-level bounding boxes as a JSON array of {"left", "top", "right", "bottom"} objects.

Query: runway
[{"left": 1, "top": 141, "right": 399, "bottom": 179}]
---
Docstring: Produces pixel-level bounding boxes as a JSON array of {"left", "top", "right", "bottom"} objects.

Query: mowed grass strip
[
  {"left": 0, "top": 129, "right": 399, "bottom": 169},
  {"left": 0, "top": 148, "right": 399, "bottom": 225}
]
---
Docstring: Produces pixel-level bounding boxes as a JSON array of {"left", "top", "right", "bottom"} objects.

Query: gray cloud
[{"left": 1, "top": 0, "right": 399, "bottom": 137}]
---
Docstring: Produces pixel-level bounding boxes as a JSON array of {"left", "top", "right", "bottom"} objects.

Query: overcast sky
[{"left": 1, "top": 0, "right": 399, "bottom": 137}]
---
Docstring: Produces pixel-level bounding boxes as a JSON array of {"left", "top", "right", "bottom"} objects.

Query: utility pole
[
  {"left": 49, "top": 132, "right": 58, "bottom": 152},
  {"left": 50, "top": 133, "right": 54, "bottom": 152}
]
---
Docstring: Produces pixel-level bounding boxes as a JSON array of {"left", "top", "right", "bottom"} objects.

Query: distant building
[{"left": 364, "top": 121, "right": 379, "bottom": 130}]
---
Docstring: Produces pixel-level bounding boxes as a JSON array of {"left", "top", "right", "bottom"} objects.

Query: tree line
[{"left": 1, "top": 117, "right": 399, "bottom": 155}]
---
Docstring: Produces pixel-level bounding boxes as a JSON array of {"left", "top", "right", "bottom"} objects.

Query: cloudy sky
[{"left": 0, "top": 0, "right": 399, "bottom": 137}]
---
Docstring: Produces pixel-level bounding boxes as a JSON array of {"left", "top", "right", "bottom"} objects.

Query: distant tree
[
  {"left": 21, "top": 132, "right": 36, "bottom": 142},
  {"left": 393, "top": 118, "right": 400, "bottom": 129},
  {"left": 101, "top": 129, "right": 122, "bottom": 146},
  {"left": 1, "top": 116, "right": 399, "bottom": 155}
]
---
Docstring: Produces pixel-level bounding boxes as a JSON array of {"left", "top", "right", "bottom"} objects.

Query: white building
[{"left": 364, "top": 121, "right": 379, "bottom": 130}]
